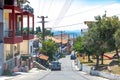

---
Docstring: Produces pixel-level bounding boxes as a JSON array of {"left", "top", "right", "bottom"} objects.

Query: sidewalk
[
  {"left": 0, "top": 68, "right": 49, "bottom": 80},
  {"left": 75, "top": 57, "right": 120, "bottom": 80}
]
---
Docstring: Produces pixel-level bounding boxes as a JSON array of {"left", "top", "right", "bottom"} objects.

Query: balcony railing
[
  {"left": 29, "top": 30, "right": 34, "bottom": 35},
  {"left": 14, "top": 51, "right": 20, "bottom": 56},
  {"left": 5, "top": 30, "right": 22, "bottom": 37},
  {"left": 15, "top": 31, "right": 22, "bottom": 36},
  {"left": 23, "top": 28, "right": 34, "bottom": 35},
  {"left": 5, "top": 30, "right": 13, "bottom": 37}
]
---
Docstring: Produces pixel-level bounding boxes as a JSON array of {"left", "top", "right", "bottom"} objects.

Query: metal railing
[{"left": 5, "top": 30, "right": 22, "bottom": 37}]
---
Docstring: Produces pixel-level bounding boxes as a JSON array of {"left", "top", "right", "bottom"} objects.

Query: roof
[
  {"left": 46, "top": 36, "right": 68, "bottom": 44},
  {"left": 38, "top": 54, "right": 49, "bottom": 60}
]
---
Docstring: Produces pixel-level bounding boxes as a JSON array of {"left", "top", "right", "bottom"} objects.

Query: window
[{"left": 4, "top": 0, "right": 13, "bottom": 5}]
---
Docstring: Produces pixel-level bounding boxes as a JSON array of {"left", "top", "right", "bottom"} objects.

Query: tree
[
  {"left": 36, "top": 28, "right": 53, "bottom": 41},
  {"left": 40, "top": 40, "right": 57, "bottom": 61},
  {"left": 84, "top": 15, "right": 120, "bottom": 69},
  {"left": 36, "top": 26, "right": 41, "bottom": 34},
  {"left": 44, "top": 28, "right": 54, "bottom": 36},
  {"left": 73, "top": 36, "right": 85, "bottom": 54}
]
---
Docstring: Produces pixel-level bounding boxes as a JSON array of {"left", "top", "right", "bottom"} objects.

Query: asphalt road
[
  {"left": 9, "top": 55, "right": 108, "bottom": 80},
  {"left": 39, "top": 55, "right": 107, "bottom": 80}
]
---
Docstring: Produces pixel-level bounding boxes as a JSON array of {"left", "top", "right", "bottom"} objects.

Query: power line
[
  {"left": 63, "top": 2, "right": 116, "bottom": 18},
  {"left": 46, "top": 0, "right": 54, "bottom": 16},
  {"left": 48, "top": 22, "right": 83, "bottom": 29},
  {"left": 37, "top": 0, "right": 42, "bottom": 14},
  {"left": 41, "top": 0, "right": 46, "bottom": 16},
  {"left": 46, "top": 13, "right": 120, "bottom": 29},
  {"left": 53, "top": 0, "right": 73, "bottom": 27},
  {"left": 48, "top": 2, "right": 116, "bottom": 22}
]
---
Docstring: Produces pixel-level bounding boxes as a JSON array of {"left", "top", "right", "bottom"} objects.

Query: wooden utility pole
[
  {"left": 58, "top": 31, "right": 64, "bottom": 54},
  {"left": 38, "top": 16, "right": 48, "bottom": 40},
  {"left": 60, "top": 31, "right": 63, "bottom": 54}
]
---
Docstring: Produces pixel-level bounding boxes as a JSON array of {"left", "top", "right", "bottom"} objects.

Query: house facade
[
  {"left": 0, "top": 0, "right": 4, "bottom": 75},
  {"left": 0, "top": 0, "right": 35, "bottom": 75},
  {"left": 20, "top": 8, "right": 34, "bottom": 56}
]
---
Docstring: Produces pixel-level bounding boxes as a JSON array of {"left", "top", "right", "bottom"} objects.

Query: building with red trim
[
  {"left": 1, "top": 0, "right": 34, "bottom": 75},
  {"left": 0, "top": 0, "right": 4, "bottom": 75}
]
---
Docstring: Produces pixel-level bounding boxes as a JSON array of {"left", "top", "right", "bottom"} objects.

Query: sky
[{"left": 27, "top": 0, "right": 120, "bottom": 31}]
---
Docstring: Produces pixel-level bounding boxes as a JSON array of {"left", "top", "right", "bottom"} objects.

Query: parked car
[
  {"left": 50, "top": 61, "right": 61, "bottom": 70},
  {"left": 70, "top": 54, "right": 76, "bottom": 60}
]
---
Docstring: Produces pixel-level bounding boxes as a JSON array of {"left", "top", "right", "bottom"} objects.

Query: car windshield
[{"left": 52, "top": 62, "right": 60, "bottom": 64}]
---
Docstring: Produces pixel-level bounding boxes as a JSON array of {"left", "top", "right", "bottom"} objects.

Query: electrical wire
[
  {"left": 48, "top": 2, "right": 116, "bottom": 22},
  {"left": 53, "top": 0, "right": 74, "bottom": 27},
  {"left": 37, "top": 0, "right": 42, "bottom": 15},
  {"left": 37, "top": 1, "right": 119, "bottom": 30},
  {"left": 46, "top": 0, "right": 54, "bottom": 16},
  {"left": 41, "top": 0, "right": 46, "bottom": 16},
  {"left": 47, "top": 22, "right": 84, "bottom": 29}
]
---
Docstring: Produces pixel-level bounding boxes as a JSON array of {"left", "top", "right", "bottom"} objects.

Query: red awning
[{"left": 38, "top": 54, "right": 49, "bottom": 60}]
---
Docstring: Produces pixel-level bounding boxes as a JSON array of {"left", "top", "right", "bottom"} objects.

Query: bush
[
  {"left": 2, "top": 69, "right": 12, "bottom": 76},
  {"left": 118, "top": 58, "right": 120, "bottom": 66}
]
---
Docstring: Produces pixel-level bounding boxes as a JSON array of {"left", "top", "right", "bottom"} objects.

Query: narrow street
[{"left": 8, "top": 55, "right": 108, "bottom": 80}]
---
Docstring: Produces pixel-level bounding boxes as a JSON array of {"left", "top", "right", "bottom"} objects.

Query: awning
[{"left": 38, "top": 54, "right": 49, "bottom": 60}]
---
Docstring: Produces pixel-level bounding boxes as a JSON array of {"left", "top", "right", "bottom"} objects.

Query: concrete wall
[
  {"left": 0, "top": 9, "right": 4, "bottom": 75},
  {"left": 20, "top": 40, "right": 29, "bottom": 55},
  {"left": 3, "top": 10, "right": 9, "bottom": 37},
  {"left": 76, "top": 58, "right": 120, "bottom": 80},
  {"left": 20, "top": 39, "right": 34, "bottom": 56},
  {"left": 29, "top": 40, "right": 34, "bottom": 55},
  {"left": 0, "top": 43, "right": 4, "bottom": 75}
]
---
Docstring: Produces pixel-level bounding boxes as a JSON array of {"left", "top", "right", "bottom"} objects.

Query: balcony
[
  {"left": 23, "top": 30, "right": 34, "bottom": 40},
  {"left": 4, "top": 30, "right": 23, "bottom": 44},
  {"left": 23, "top": 10, "right": 34, "bottom": 40},
  {"left": 4, "top": 2, "right": 23, "bottom": 44}
]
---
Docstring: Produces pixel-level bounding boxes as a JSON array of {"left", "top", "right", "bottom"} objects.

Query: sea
[{"left": 51, "top": 30, "right": 82, "bottom": 38}]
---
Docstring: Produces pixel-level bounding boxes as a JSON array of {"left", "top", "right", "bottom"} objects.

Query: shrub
[
  {"left": 118, "top": 58, "right": 120, "bottom": 66},
  {"left": 2, "top": 69, "right": 12, "bottom": 76}
]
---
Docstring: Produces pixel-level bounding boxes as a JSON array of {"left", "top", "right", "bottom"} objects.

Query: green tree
[
  {"left": 36, "top": 28, "right": 53, "bottom": 41},
  {"left": 84, "top": 15, "right": 120, "bottom": 69},
  {"left": 36, "top": 26, "right": 41, "bottom": 34},
  {"left": 37, "top": 32, "right": 42, "bottom": 40},
  {"left": 40, "top": 40, "right": 57, "bottom": 61},
  {"left": 114, "top": 29, "right": 120, "bottom": 59},
  {"left": 73, "top": 36, "right": 85, "bottom": 54},
  {"left": 44, "top": 28, "right": 54, "bottom": 36}
]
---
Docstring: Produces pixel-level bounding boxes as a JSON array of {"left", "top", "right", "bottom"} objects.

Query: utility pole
[
  {"left": 60, "top": 31, "right": 63, "bottom": 54},
  {"left": 67, "top": 33, "right": 70, "bottom": 54},
  {"left": 38, "top": 16, "right": 48, "bottom": 41},
  {"left": 58, "top": 31, "right": 64, "bottom": 54},
  {"left": 72, "top": 33, "right": 75, "bottom": 46}
]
